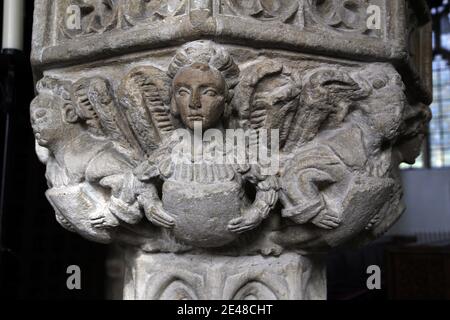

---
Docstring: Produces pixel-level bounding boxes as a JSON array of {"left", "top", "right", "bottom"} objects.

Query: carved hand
[
  {"left": 90, "top": 208, "right": 120, "bottom": 229},
  {"left": 108, "top": 197, "right": 142, "bottom": 225},
  {"left": 228, "top": 205, "right": 264, "bottom": 234},
  {"left": 101, "top": 172, "right": 144, "bottom": 225},
  {"left": 311, "top": 208, "right": 342, "bottom": 230},
  {"left": 228, "top": 175, "right": 279, "bottom": 234},
  {"left": 145, "top": 202, "right": 176, "bottom": 229}
]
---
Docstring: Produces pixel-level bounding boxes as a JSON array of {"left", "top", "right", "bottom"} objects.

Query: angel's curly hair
[
  {"left": 35, "top": 76, "right": 72, "bottom": 102},
  {"left": 34, "top": 76, "right": 112, "bottom": 137},
  {"left": 167, "top": 40, "right": 240, "bottom": 96},
  {"left": 32, "top": 77, "right": 73, "bottom": 122}
]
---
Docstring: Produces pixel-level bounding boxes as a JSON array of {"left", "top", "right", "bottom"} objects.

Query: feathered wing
[
  {"left": 233, "top": 60, "right": 301, "bottom": 152},
  {"left": 117, "top": 66, "right": 176, "bottom": 156},
  {"left": 72, "top": 77, "right": 140, "bottom": 156},
  {"left": 234, "top": 60, "right": 284, "bottom": 130},
  {"left": 289, "top": 67, "right": 369, "bottom": 148}
]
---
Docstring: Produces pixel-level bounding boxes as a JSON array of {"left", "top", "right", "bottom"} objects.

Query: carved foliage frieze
[
  {"left": 61, "top": 0, "right": 188, "bottom": 38},
  {"left": 57, "top": 0, "right": 387, "bottom": 40},
  {"left": 219, "top": 0, "right": 302, "bottom": 23},
  {"left": 306, "top": 0, "right": 383, "bottom": 36}
]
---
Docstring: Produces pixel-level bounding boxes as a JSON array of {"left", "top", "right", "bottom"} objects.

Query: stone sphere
[{"left": 162, "top": 180, "right": 243, "bottom": 247}]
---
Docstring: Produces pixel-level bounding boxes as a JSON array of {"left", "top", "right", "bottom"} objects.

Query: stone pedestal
[
  {"left": 31, "top": 0, "right": 432, "bottom": 300},
  {"left": 123, "top": 252, "right": 326, "bottom": 300}
]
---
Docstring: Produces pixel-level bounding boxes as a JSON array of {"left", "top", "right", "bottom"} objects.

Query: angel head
[
  {"left": 31, "top": 77, "right": 75, "bottom": 148},
  {"left": 168, "top": 40, "right": 240, "bottom": 131},
  {"left": 31, "top": 76, "right": 111, "bottom": 151},
  {"left": 352, "top": 64, "right": 407, "bottom": 143}
]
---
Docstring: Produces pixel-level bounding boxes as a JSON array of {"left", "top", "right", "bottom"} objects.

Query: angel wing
[
  {"left": 236, "top": 61, "right": 280, "bottom": 129},
  {"left": 71, "top": 77, "right": 139, "bottom": 153},
  {"left": 289, "top": 67, "right": 369, "bottom": 148},
  {"left": 234, "top": 60, "right": 300, "bottom": 149},
  {"left": 117, "top": 66, "right": 176, "bottom": 156}
]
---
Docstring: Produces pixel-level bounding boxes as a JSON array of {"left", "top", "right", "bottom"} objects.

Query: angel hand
[
  {"left": 145, "top": 203, "right": 176, "bottom": 229},
  {"left": 228, "top": 206, "right": 263, "bottom": 234}
]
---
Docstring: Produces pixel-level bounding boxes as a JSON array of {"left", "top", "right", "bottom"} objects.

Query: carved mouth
[
  {"left": 35, "top": 132, "right": 48, "bottom": 145},
  {"left": 188, "top": 116, "right": 204, "bottom": 122}
]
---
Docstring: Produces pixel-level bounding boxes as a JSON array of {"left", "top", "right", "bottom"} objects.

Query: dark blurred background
[
  {"left": 0, "top": 0, "right": 449, "bottom": 300},
  {"left": 0, "top": 0, "right": 106, "bottom": 300}
]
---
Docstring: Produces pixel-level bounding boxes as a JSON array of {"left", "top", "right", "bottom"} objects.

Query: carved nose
[{"left": 189, "top": 91, "right": 201, "bottom": 109}]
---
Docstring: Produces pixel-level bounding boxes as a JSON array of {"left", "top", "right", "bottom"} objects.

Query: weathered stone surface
[
  {"left": 31, "top": 0, "right": 432, "bottom": 300},
  {"left": 123, "top": 251, "right": 326, "bottom": 300}
]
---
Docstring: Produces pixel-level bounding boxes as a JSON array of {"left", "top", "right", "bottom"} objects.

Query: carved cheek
[
  {"left": 208, "top": 97, "right": 225, "bottom": 118},
  {"left": 39, "top": 122, "right": 60, "bottom": 143},
  {"left": 39, "top": 110, "right": 58, "bottom": 129},
  {"left": 176, "top": 95, "right": 190, "bottom": 115},
  {"left": 48, "top": 115, "right": 64, "bottom": 134}
]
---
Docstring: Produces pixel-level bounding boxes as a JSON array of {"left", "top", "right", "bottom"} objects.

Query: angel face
[
  {"left": 30, "top": 94, "right": 66, "bottom": 147},
  {"left": 173, "top": 63, "right": 227, "bottom": 131},
  {"left": 359, "top": 72, "right": 405, "bottom": 142}
]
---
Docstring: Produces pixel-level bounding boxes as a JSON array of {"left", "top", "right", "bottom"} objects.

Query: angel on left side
[{"left": 30, "top": 76, "right": 144, "bottom": 243}]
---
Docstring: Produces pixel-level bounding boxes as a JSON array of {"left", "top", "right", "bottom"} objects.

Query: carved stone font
[{"left": 31, "top": 0, "right": 432, "bottom": 300}]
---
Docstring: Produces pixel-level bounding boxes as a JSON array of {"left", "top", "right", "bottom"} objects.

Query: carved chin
[
  {"left": 186, "top": 119, "right": 202, "bottom": 129},
  {"left": 186, "top": 119, "right": 216, "bottom": 131},
  {"left": 35, "top": 132, "right": 49, "bottom": 146}
]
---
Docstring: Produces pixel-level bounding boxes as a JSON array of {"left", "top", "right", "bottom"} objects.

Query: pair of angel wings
[
  {"left": 76, "top": 61, "right": 370, "bottom": 163},
  {"left": 71, "top": 66, "right": 176, "bottom": 162},
  {"left": 235, "top": 61, "right": 372, "bottom": 152}
]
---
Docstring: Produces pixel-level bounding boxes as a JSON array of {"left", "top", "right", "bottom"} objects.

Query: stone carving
[
  {"left": 31, "top": 76, "right": 143, "bottom": 242},
  {"left": 307, "top": 0, "right": 381, "bottom": 36},
  {"left": 122, "top": 0, "right": 187, "bottom": 26},
  {"left": 32, "top": 0, "right": 431, "bottom": 300},
  {"left": 275, "top": 65, "right": 404, "bottom": 249},
  {"left": 62, "top": 0, "right": 188, "bottom": 37},
  {"left": 309, "top": 0, "right": 365, "bottom": 30},
  {"left": 124, "top": 252, "right": 325, "bottom": 300},
  {"left": 31, "top": 40, "right": 430, "bottom": 252},
  {"left": 63, "top": 0, "right": 120, "bottom": 37},
  {"left": 121, "top": 41, "right": 280, "bottom": 247},
  {"left": 58, "top": 0, "right": 388, "bottom": 41},
  {"left": 221, "top": 0, "right": 301, "bottom": 22}
]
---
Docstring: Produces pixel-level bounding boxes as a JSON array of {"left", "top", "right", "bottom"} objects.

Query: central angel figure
[{"left": 120, "top": 41, "right": 279, "bottom": 248}]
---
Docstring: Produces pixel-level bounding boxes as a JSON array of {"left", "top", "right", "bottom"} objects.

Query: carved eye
[
  {"left": 36, "top": 109, "right": 47, "bottom": 118},
  {"left": 203, "top": 89, "right": 217, "bottom": 97},
  {"left": 372, "top": 79, "right": 386, "bottom": 89},
  {"left": 177, "top": 88, "right": 190, "bottom": 97}
]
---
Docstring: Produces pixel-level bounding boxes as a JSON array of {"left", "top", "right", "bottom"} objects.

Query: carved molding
[
  {"left": 32, "top": 0, "right": 431, "bottom": 104},
  {"left": 124, "top": 252, "right": 326, "bottom": 300}
]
